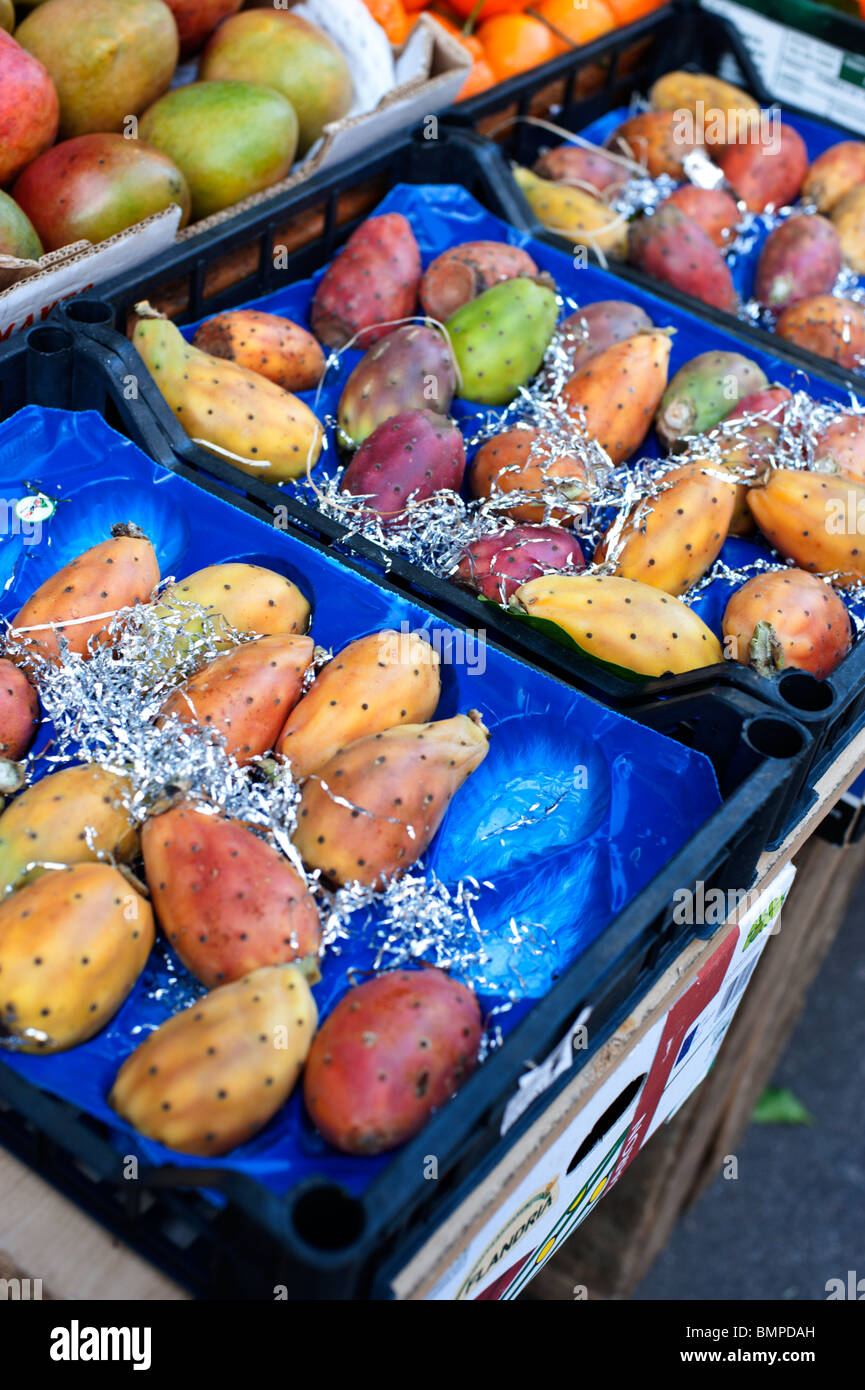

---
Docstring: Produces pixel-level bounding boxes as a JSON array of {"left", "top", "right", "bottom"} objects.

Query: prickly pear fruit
[
  {"left": 717, "top": 125, "right": 808, "bottom": 212},
  {"left": 775, "top": 295, "right": 865, "bottom": 370},
  {"left": 192, "top": 310, "right": 326, "bottom": 393},
  {"left": 293, "top": 712, "right": 490, "bottom": 888},
  {"left": 648, "top": 71, "right": 758, "bottom": 142},
  {"left": 561, "top": 330, "right": 672, "bottom": 464},
  {"left": 813, "top": 414, "right": 865, "bottom": 483},
  {"left": 469, "top": 427, "right": 589, "bottom": 524},
  {"left": 310, "top": 213, "right": 422, "bottom": 350},
  {"left": 446, "top": 273, "right": 559, "bottom": 406},
  {"left": 0, "top": 764, "right": 139, "bottom": 896},
  {"left": 158, "top": 634, "right": 314, "bottom": 765},
  {"left": 109, "top": 963, "right": 317, "bottom": 1156},
  {"left": 747, "top": 470, "right": 865, "bottom": 585},
  {"left": 532, "top": 142, "right": 628, "bottom": 194},
  {"left": 337, "top": 325, "right": 456, "bottom": 450},
  {"left": 11, "top": 523, "right": 158, "bottom": 667},
  {"left": 133, "top": 305, "right": 323, "bottom": 482},
  {"left": 512, "top": 167, "right": 627, "bottom": 258},
  {"left": 714, "top": 385, "right": 793, "bottom": 533},
  {"left": 142, "top": 806, "right": 320, "bottom": 987},
  {"left": 802, "top": 140, "right": 865, "bottom": 213},
  {"left": 419, "top": 241, "right": 538, "bottom": 323},
  {"left": 754, "top": 215, "right": 842, "bottom": 313},
  {"left": 454, "top": 524, "right": 584, "bottom": 602},
  {"left": 596, "top": 463, "right": 737, "bottom": 595},
  {"left": 341, "top": 409, "right": 466, "bottom": 522},
  {"left": 557, "top": 300, "right": 654, "bottom": 375},
  {"left": 513, "top": 574, "right": 723, "bottom": 677},
  {"left": 303, "top": 968, "right": 482, "bottom": 1155},
  {"left": 0, "top": 660, "right": 39, "bottom": 761},
  {"left": 152, "top": 563, "right": 310, "bottom": 664},
  {"left": 607, "top": 110, "right": 699, "bottom": 179},
  {"left": 277, "top": 629, "right": 440, "bottom": 780},
  {"left": 0, "top": 863, "right": 153, "bottom": 1053},
  {"left": 658, "top": 186, "right": 739, "bottom": 248},
  {"left": 723, "top": 569, "right": 851, "bottom": 679},
  {"left": 655, "top": 351, "right": 768, "bottom": 451},
  {"left": 628, "top": 205, "right": 739, "bottom": 314},
  {"left": 830, "top": 184, "right": 865, "bottom": 275}
]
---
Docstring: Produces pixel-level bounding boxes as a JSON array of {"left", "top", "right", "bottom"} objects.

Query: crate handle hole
[
  {"left": 290, "top": 1184, "right": 366, "bottom": 1252},
  {"left": 27, "top": 326, "right": 74, "bottom": 356},
  {"left": 63, "top": 299, "right": 114, "bottom": 326},
  {"left": 777, "top": 671, "right": 834, "bottom": 713},
  {"left": 743, "top": 716, "right": 805, "bottom": 761}
]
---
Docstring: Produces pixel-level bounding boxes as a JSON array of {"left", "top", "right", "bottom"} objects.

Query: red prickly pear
[
  {"left": 755, "top": 215, "right": 842, "bottom": 313},
  {"left": 341, "top": 409, "right": 466, "bottom": 523},
  {"left": 303, "top": 967, "right": 482, "bottom": 1155},
  {"left": 714, "top": 386, "right": 793, "bottom": 533},
  {"left": 142, "top": 805, "right": 320, "bottom": 988},
  {"left": 310, "top": 213, "right": 422, "bottom": 350},
  {"left": 556, "top": 300, "right": 653, "bottom": 375},
  {"left": 158, "top": 633, "right": 314, "bottom": 766},
  {"left": 813, "top": 414, "right": 865, "bottom": 483},
  {"left": 628, "top": 206, "right": 739, "bottom": 314},
  {"left": 607, "top": 110, "right": 700, "bottom": 179},
  {"left": 723, "top": 569, "right": 852, "bottom": 679},
  {"left": 337, "top": 325, "right": 457, "bottom": 450},
  {"left": 292, "top": 712, "right": 490, "bottom": 888},
  {"left": 718, "top": 124, "right": 808, "bottom": 212},
  {"left": 561, "top": 330, "right": 672, "bottom": 463},
  {"left": 775, "top": 295, "right": 865, "bottom": 370},
  {"left": 419, "top": 240, "right": 538, "bottom": 323},
  {"left": 470, "top": 426, "right": 589, "bottom": 524},
  {"left": 658, "top": 186, "right": 739, "bottom": 249},
  {"left": 454, "top": 524, "right": 584, "bottom": 602},
  {"left": 0, "top": 659, "right": 39, "bottom": 761},
  {"left": 533, "top": 143, "right": 628, "bottom": 195}
]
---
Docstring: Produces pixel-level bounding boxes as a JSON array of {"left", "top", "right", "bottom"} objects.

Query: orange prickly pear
[
  {"left": 0, "top": 764, "right": 138, "bottom": 896},
  {"left": 292, "top": 712, "right": 490, "bottom": 887},
  {"left": 560, "top": 331, "right": 672, "bottom": 464},
  {"left": 276, "top": 629, "right": 440, "bottom": 781},
  {"left": 813, "top": 414, "right": 865, "bottom": 483},
  {"left": 717, "top": 124, "right": 808, "bottom": 212},
  {"left": 10, "top": 523, "right": 159, "bottom": 666},
  {"left": 802, "top": 140, "right": 865, "bottom": 213},
  {"left": 723, "top": 569, "right": 852, "bottom": 679},
  {"left": 713, "top": 385, "right": 793, "bottom": 534},
  {"left": 419, "top": 241, "right": 538, "bottom": 323},
  {"left": 607, "top": 110, "right": 700, "bottom": 179},
  {"left": 152, "top": 562, "right": 310, "bottom": 665},
  {"left": 192, "top": 310, "right": 326, "bottom": 393},
  {"left": 310, "top": 213, "right": 422, "bottom": 350},
  {"left": 0, "top": 659, "right": 39, "bottom": 761},
  {"left": 747, "top": 470, "right": 865, "bottom": 585},
  {"left": 109, "top": 963, "right": 317, "bottom": 1156},
  {"left": 469, "top": 426, "right": 589, "bottom": 524},
  {"left": 513, "top": 573, "right": 723, "bottom": 677},
  {"left": 658, "top": 186, "right": 739, "bottom": 249},
  {"left": 0, "top": 863, "right": 154, "bottom": 1053},
  {"left": 303, "top": 968, "right": 482, "bottom": 1155},
  {"left": 158, "top": 633, "right": 314, "bottom": 765},
  {"left": 595, "top": 462, "right": 737, "bottom": 595},
  {"left": 776, "top": 294, "right": 865, "bottom": 370},
  {"left": 141, "top": 806, "right": 320, "bottom": 988}
]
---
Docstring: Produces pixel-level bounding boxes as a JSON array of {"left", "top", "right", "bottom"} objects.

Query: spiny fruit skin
[
  {"left": 153, "top": 563, "right": 310, "bottom": 663},
  {"left": 277, "top": 629, "right": 441, "bottom": 780},
  {"left": 141, "top": 807, "right": 320, "bottom": 988},
  {"left": 628, "top": 205, "right": 739, "bottom": 314},
  {"left": 133, "top": 311, "right": 323, "bottom": 482},
  {"left": 469, "top": 426, "right": 588, "bottom": 524},
  {"left": 303, "top": 968, "right": 482, "bottom": 1156},
  {"left": 512, "top": 167, "right": 627, "bottom": 257},
  {"left": 337, "top": 326, "right": 456, "bottom": 450},
  {"left": 310, "top": 214, "right": 422, "bottom": 350},
  {"left": 513, "top": 574, "right": 723, "bottom": 677},
  {"left": 293, "top": 713, "right": 490, "bottom": 888},
  {"left": 11, "top": 524, "right": 159, "bottom": 666},
  {"left": 608, "top": 110, "right": 699, "bottom": 179},
  {"left": 192, "top": 310, "right": 325, "bottom": 393},
  {"left": 755, "top": 215, "right": 842, "bottom": 313},
  {"left": 813, "top": 414, "right": 865, "bottom": 483},
  {"left": 454, "top": 524, "right": 584, "bottom": 602},
  {"left": 0, "top": 660, "right": 39, "bottom": 761},
  {"left": 775, "top": 295, "right": 865, "bottom": 369},
  {"left": 723, "top": 569, "right": 852, "bottom": 679},
  {"left": 446, "top": 274, "right": 559, "bottom": 406},
  {"left": 830, "top": 184, "right": 865, "bottom": 276},
  {"left": 419, "top": 240, "right": 538, "bottom": 323},
  {"left": 557, "top": 300, "right": 653, "bottom": 376},
  {"left": 655, "top": 351, "right": 768, "bottom": 451},
  {"left": 658, "top": 186, "right": 739, "bottom": 249},
  {"left": 747, "top": 469, "right": 865, "bottom": 584},
  {"left": 341, "top": 409, "right": 466, "bottom": 522},
  {"left": 717, "top": 125, "right": 808, "bottom": 212},
  {"left": 158, "top": 634, "right": 314, "bottom": 766},
  {"left": 0, "top": 764, "right": 139, "bottom": 896},
  {"left": 802, "top": 140, "right": 865, "bottom": 213},
  {"left": 109, "top": 964, "right": 317, "bottom": 1156},
  {"left": 714, "top": 385, "right": 793, "bottom": 534},
  {"left": 532, "top": 143, "right": 627, "bottom": 195},
  {"left": 0, "top": 863, "right": 153, "bottom": 1054},
  {"left": 595, "top": 463, "right": 737, "bottom": 596},
  {"left": 561, "top": 330, "right": 672, "bottom": 464}
]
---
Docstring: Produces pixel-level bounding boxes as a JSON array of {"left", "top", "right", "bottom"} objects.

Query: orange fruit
[
  {"left": 477, "top": 14, "right": 558, "bottom": 81},
  {"left": 450, "top": 0, "right": 534, "bottom": 18},
  {"left": 458, "top": 56, "right": 497, "bottom": 99},
  {"left": 535, "top": 0, "right": 616, "bottom": 52},
  {"left": 604, "top": 0, "right": 667, "bottom": 23}
]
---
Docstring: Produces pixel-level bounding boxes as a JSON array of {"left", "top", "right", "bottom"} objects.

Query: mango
[
  {"left": 0, "top": 29, "right": 58, "bottom": 185},
  {"left": 0, "top": 190, "right": 42, "bottom": 260},
  {"left": 164, "top": 0, "right": 242, "bottom": 59}
]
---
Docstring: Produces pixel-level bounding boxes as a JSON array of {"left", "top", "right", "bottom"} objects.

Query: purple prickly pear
[
  {"left": 453, "top": 524, "right": 584, "bottom": 602},
  {"left": 341, "top": 408, "right": 466, "bottom": 523},
  {"left": 337, "top": 325, "right": 456, "bottom": 449}
]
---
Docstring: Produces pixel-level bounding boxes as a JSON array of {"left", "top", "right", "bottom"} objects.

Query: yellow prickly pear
[
  {"left": 513, "top": 574, "right": 723, "bottom": 677},
  {"left": 0, "top": 863, "right": 154, "bottom": 1053},
  {"left": 747, "top": 469, "right": 865, "bottom": 584},
  {"left": 513, "top": 166, "right": 628, "bottom": 257},
  {"left": 0, "top": 764, "right": 138, "bottom": 896},
  {"left": 132, "top": 303, "right": 324, "bottom": 481},
  {"left": 151, "top": 562, "right": 310, "bottom": 664},
  {"left": 109, "top": 964, "right": 317, "bottom": 1156},
  {"left": 293, "top": 712, "right": 490, "bottom": 887},
  {"left": 277, "top": 629, "right": 441, "bottom": 780}
]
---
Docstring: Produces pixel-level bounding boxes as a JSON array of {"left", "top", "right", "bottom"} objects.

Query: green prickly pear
[
  {"left": 655, "top": 351, "right": 768, "bottom": 451},
  {"left": 292, "top": 712, "right": 490, "bottom": 887},
  {"left": 445, "top": 275, "right": 559, "bottom": 406}
]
